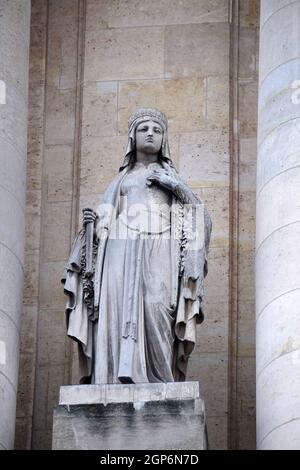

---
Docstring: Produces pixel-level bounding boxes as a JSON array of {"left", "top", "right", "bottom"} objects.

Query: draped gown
[
  {"left": 94, "top": 162, "right": 176, "bottom": 383},
  {"left": 62, "top": 161, "right": 211, "bottom": 385}
]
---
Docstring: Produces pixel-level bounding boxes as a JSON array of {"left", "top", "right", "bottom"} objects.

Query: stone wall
[{"left": 15, "top": 0, "right": 258, "bottom": 450}]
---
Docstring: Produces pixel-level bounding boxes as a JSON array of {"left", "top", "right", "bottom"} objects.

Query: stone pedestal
[{"left": 52, "top": 382, "right": 206, "bottom": 450}]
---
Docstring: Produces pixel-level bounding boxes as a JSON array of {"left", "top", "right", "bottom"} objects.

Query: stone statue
[{"left": 62, "top": 108, "right": 212, "bottom": 385}]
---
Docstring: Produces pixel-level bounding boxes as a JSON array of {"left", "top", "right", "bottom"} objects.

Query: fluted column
[
  {"left": 256, "top": 0, "right": 300, "bottom": 450},
  {"left": 0, "top": 0, "right": 31, "bottom": 449}
]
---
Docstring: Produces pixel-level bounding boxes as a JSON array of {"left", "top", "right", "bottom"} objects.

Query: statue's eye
[{"left": 154, "top": 128, "right": 162, "bottom": 134}]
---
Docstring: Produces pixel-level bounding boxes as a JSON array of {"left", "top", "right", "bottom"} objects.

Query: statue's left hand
[{"left": 146, "top": 169, "right": 178, "bottom": 192}]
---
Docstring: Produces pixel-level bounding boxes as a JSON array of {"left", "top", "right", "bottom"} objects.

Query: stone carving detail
[{"left": 62, "top": 108, "right": 212, "bottom": 384}]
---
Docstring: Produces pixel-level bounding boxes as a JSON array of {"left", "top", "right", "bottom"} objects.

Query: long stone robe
[{"left": 62, "top": 164, "right": 211, "bottom": 384}]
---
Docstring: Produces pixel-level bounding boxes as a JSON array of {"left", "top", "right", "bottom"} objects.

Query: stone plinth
[{"left": 52, "top": 382, "right": 206, "bottom": 450}]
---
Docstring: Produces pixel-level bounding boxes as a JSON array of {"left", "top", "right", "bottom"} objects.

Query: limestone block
[
  {"left": 206, "top": 76, "right": 230, "bottom": 130},
  {"left": 259, "top": 1, "right": 300, "bottom": 83},
  {"left": 32, "top": 430, "right": 52, "bottom": 450},
  {"left": 14, "top": 417, "right": 32, "bottom": 450},
  {"left": 260, "top": 0, "right": 293, "bottom": 27},
  {"left": 236, "top": 357, "right": 256, "bottom": 449},
  {"left": 32, "top": 365, "right": 48, "bottom": 431},
  {"left": 239, "top": 81, "right": 258, "bottom": 137},
  {"left": 84, "top": 27, "right": 164, "bottom": 82},
  {"left": 43, "top": 202, "right": 72, "bottom": 262},
  {"left": 257, "top": 290, "right": 300, "bottom": 374},
  {"left": 118, "top": 78, "right": 205, "bottom": 135},
  {"left": 29, "top": 24, "right": 47, "bottom": 79},
  {"left": 205, "top": 245, "right": 229, "bottom": 300},
  {"left": 46, "top": 365, "right": 67, "bottom": 429},
  {"left": 260, "top": 420, "right": 300, "bottom": 450},
  {"left": 37, "top": 310, "right": 68, "bottom": 367},
  {"left": 27, "top": 80, "right": 44, "bottom": 124},
  {"left": 53, "top": 382, "right": 206, "bottom": 450},
  {"left": 45, "top": 88, "right": 76, "bottom": 145},
  {"left": 179, "top": 130, "right": 229, "bottom": 187},
  {"left": 195, "top": 300, "right": 229, "bottom": 353},
  {"left": 187, "top": 353, "right": 228, "bottom": 417},
  {"left": 237, "top": 249, "right": 255, "bottom": 301},
  {"left": 0, "top": 373, "right": 17, "bottom": 450},
  {"left": 237, "top": 357, "right": 256, "bottom": 399},
  {"left": 196, "top": 187, "right": 229, "bottom": 248},
  {"left": 256, "top": 223, "right": 300, "bottom": 315},
  {"left": 80, "top": 136, "right": 128, "bottom": 195},
  {"left": 44, "top": 145, "right": 73, "bottom": 203},
  {"left": 238, "top": 191, "right": 256, "bottom": 241},
  {"left": 257, "top": 168, "right": 300, "bottom": 247},
  {"left": 257, "top": 350, "right": 300, "bottom": 447},
  {"left": 257, "top": 118, "right": 300, "bottom": 192},
  {"left": 26, "top": 150, "right": 43, "bottom": 191},
  {"left": 0, "top": 138, "right": 26, "bottom": 207},
  {"left": 31, "top": 0, "right": 47, "bottom": 26},
  {"left": 15, "top": 352, "right": 35, "bottom": 418},
  {"left": 206, "top": 416, "right": 227, "bottom": 450},
  {"left": 0, "top": 311, "right": 20, "bottom": 388},
  {"left": 23, "top": 251, "right": 40, "bottom": 304},
  {"left": 46, "top": 0, "right": 78, "bottom": 26},
  {"left": 19, "top": 305, "right": 38, "bottom": 356},
  {"left": 47, "top": 20, "right": 78, "bottom": 90},
  {"left": 239, "top": 0, "right": 260, "bottom": 27},
  {"left": 239, "top": 138, "right": 257, "bottom": 191},
  {"left": 39, "top": 261, "right": 67, "bottom": 309},
  {"left": 86, "top": 0, "right": 228, "bottom": 30},
  {"left": 236, "top": 300, "right": 256, "bottom": 356},
  {"left": 0, "top": 185, "right": 26, "bottom": 266},
  {"left": 27, "top": 118, "right": 44, "bottom": 192},
  {"left": 238, "top": 27, "right": 258, "bottom": 79},
  {"left": 165, "top": 23, "right": 229, "bottom": 78},
  {"left": 82, "top": 82, "right": 118, "bottom": 137},
  {"left": 25, "top": 190, "right": 41, "bottom": 251}
]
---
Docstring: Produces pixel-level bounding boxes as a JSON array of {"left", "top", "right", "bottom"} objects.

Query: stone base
[{"left": 52, "top": 382, "right": 207, "bottom": 450}]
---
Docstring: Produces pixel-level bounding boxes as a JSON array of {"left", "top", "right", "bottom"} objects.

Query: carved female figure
[{"left": 62, "top": 108, "right": 211, "bottom": 384}]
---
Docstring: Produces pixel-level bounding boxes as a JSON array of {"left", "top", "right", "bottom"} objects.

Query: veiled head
[{"left": 120, "top": 108, "right": 175, "bottom": 171}]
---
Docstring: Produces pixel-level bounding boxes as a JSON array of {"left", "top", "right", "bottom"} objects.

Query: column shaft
[
  {"left": 256, "top": 0, "right": 300, "bottom": 450},
  {"left": 0, "top": 0, "right": 31, "bottom": 449}
]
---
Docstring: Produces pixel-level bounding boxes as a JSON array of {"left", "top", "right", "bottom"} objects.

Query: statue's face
[{"left": 135, "top": 119, "right": 163, "bottom": 155}]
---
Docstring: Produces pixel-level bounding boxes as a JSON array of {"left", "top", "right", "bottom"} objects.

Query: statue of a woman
[{"left": 62, "top": 108, "right": 212, "bottom": 385}]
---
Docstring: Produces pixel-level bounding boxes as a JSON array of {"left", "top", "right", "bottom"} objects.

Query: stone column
[
  {"left": 0, "top": 0, "right": 31, "bottom": 450},
  {"left": 256, "top": 0, "right": 300, "bottom": 450}
]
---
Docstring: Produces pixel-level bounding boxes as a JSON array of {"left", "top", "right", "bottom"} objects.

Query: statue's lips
[{"left": 145, "top": 138, "right": 154, "bottom": 143}]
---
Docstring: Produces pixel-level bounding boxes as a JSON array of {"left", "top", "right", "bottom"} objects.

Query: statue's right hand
[{"left": 82, "top": 208, "right": 97, "bottom": 226}]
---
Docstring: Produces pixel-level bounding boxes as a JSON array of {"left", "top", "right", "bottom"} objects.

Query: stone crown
[{"left": 128, "top": 108, "right": 168, "bottom": 130}]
